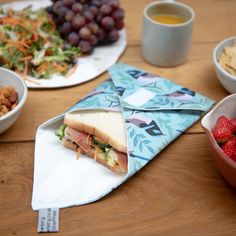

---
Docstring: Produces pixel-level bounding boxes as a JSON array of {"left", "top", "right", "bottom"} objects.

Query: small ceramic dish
[
  {"left": 213, "top": 36, "right": 236, "bottom": 94},
  {"left": 201, "top": 94, "right": 236, "bottom": 188},
  {"left": 0, "top": 67, "right": 28, "bottom": 134}
]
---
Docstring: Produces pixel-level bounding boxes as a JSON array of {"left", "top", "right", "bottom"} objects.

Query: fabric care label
[
  {"left": 123, "top": 88, "right": 156, "bottom": 107},
  {"left": 37, "top": 208, "right": 59, "bottom": 233}
]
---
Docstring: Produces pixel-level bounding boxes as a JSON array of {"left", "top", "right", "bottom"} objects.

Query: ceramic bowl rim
[
  {"left": 0, "top": 67, "right": 28, "bottom": 122},
  {"left": 201, "top": 93, "right": 236, "bottom": 170},
  {"left": 213, "top": 35, "right": 236, "bottom": 81},
  {"left": 143, "top": 1, "right": 195, "bottom": 28}
]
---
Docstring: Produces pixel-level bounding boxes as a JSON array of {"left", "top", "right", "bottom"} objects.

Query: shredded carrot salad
[{"left": 0, "top": 6, "right": 80, "bottom": 80}]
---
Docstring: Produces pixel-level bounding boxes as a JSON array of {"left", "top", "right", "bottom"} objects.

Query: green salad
[{"left": 0, "top": 6, "right": 80, "bottom": 80}]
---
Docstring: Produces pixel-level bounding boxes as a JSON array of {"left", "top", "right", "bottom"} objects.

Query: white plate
[{"left": 2, "top": 0, "right": 127, "bottom": 88}]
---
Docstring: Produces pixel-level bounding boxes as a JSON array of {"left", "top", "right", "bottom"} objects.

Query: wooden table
[{"left": 1, "top": 0, "right": 236, "bottom": 235}]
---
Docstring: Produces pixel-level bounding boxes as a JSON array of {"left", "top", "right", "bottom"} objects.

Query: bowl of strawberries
[{"left": 201, "top": 93, "right": 236, "bottom": 188}]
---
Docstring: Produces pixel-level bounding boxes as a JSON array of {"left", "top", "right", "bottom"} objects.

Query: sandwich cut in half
[{"left": 56, "top": 110, "right": 128, "bottom": 173}]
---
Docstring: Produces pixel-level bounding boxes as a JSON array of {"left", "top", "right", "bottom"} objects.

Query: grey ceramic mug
[{"left": 141, "top": 1, "right": 195, "bottom": 67}]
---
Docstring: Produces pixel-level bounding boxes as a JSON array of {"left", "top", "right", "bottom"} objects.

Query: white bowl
[
  {"left": 213, "top": 36, "right": 236, "bottom": 94},
  {"left": 0, "top": 68, "right": 28, "bottom": 134}
]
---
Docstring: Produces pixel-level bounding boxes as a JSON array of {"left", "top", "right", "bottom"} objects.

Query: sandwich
[{"left": 56, "top": 110, "right": 128, "bottom": 173}]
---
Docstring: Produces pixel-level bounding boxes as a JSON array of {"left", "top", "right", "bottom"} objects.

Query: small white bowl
[
  {"left": 213, "top": 36, "right": 236, "bottom": 94},
  {"left": 0, "top": 68, "right": 28, "bottom": 134}
]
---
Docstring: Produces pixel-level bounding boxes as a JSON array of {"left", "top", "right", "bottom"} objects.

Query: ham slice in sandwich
[{"left": 56, "top": 110, "right": 128, "bottom": 173}]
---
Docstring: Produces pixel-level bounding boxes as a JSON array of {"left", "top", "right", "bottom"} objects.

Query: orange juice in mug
[
  {"left": 141, "top": 1, "right": 195, "bottom": 67},
  {"left": 151, "top": 14, "right": 185, "bottom": 25}
]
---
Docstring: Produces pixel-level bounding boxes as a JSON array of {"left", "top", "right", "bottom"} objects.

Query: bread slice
[{"left": 64, "top": 110, "right": 127, "bottom": 153}]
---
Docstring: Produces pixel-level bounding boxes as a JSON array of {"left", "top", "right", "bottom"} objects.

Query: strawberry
[
  {"left": 221, "top": 138, "right": 236, "bottom": 161},
  {"left": 230, "top": 118, "right": 236, "bottom": 134},
  {"left": 212, "top": 116, "right": 233, "bottom": 144}
]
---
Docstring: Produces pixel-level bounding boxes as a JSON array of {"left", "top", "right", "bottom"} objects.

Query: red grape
[
  {"left": 63, "top": 0, "right": 75, "bottom": 8},
  {"left": 79, "top": 40, "right": 92, "bottom": 53},
  {"left": 88, "top": 5, "right": 98, "bottom": 16},
  {"left": 90, "top": 34, "right": 98, "bottom": 45},
  {"left": 99, "top": 4, "right": 112, "bottom": 16},
  {"left": 72, "top": 15, "right": 86, "bottom": 29},
  {"left": 79, "top": 26, "right": 92, "bottom": 40},
  {"left": 57, "top": 6, "right": 69, "bottom": 17},
  {"left": 68, "top": 32, "right": 79, "bottom": 46},
  {"left": 112, "top": 8, "right": 124, "bottom": 21},
  {"left": 65, "top": 10, "right": 75, "bottom": 22},
  {"left": 108, "top": 29, "right": 119, "bottom": 42},
  {"left": 60, "top": 22, "right": 72, "bottom": 35},
  {"left": 72, "top": 3, "right": 83, "bottom": 13},
  {"left": 52, "top": 1, "right": 63, "bottom": 14},
  {"left": 101, "top": 16, "right": 115, "bottom": 30},
  {"left": 87, "top": 22, "right": 99, "bottom": 34},
  {"left": 115, "top": 20, "right": 124, "bottom": 30},
  {"left": 108, "top": 0, "right": 120, "bottom": 10},
  {"left": 84, "top": 10, "right": 94, "bottom": 21}
]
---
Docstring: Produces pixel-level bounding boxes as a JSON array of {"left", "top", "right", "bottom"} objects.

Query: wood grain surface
[{"left": 0, "top": 0, "right": 236, "bottom": 235}]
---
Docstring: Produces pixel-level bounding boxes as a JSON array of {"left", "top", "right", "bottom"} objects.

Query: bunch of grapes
[{"left": 47, "top": 0, "right": 125, "bottom": 53}]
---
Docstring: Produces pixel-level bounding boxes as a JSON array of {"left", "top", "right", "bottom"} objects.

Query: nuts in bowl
[
  {"left": 0, "top": 86, "right": 18, "bottom": 117},
  {"left": 201, "top": 94, "right": 236, "bottom": 188},
  {"left": 0, "top": 67, "right": 27, "bottom": 134},
  {"left": 213, "top": 36, "right": 236, "bottom": 94}
]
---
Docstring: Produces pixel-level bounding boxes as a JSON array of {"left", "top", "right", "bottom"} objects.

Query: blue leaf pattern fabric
[{"left": 68, "top": 63, "right": 215, "bottom": 177}]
